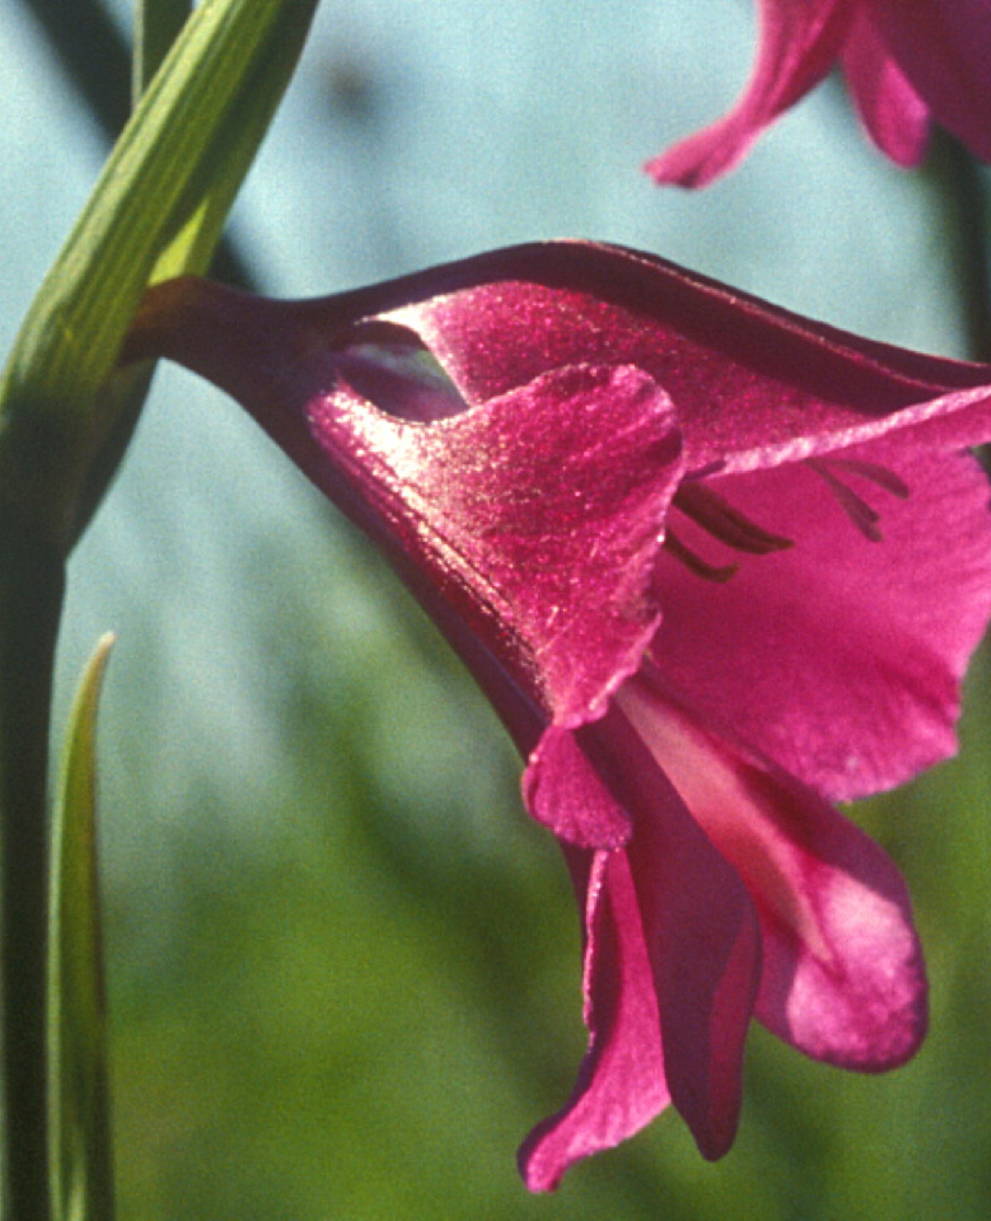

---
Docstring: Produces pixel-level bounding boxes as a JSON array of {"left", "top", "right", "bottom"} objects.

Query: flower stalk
[
  {"left": 928, "top": 131, "right": 991, "bottom": 364},
  {"left": 0, "top": 4, "right": 319, "bottom": 1215},
  {"left": 0, "top": 516, "right": 65, "bottom": 1220}
]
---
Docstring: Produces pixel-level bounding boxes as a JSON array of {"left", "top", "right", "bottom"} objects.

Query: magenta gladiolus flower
[
  {"left": 123, "top": 241, "right": 991, "bottom": 1189},
  {"left": 648, "top": 0, "right": 991, "bottom": 187}
]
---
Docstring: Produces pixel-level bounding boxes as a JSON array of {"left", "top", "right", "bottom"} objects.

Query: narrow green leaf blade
[
  {"left": 48, "top": 633, "right": 116, "bottom": 1221},
  {"left": 147, "top": 6, "right": 315, "bottom": 285},
  {"left": 0, "top": 0, "right": 318, "bottom": 544},
  {"left": 133, "top": 1, "right": 193, "bottom": 105}
]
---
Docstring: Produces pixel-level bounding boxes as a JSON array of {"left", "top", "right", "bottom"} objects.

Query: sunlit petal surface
[{"left": 124, "top": 239, "right": 991, "bottom": 1189}]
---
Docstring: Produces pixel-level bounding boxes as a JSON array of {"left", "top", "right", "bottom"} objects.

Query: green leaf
[
  {"left": 48, "top": 632, "right": 116, "bottom": 1221},
  {"left": 133, "top": 1, "right": 193, "bottom": 105},
  {"left": 0, "top": 0, "right": 318, "bottom": 546},
  {"left": 145, "top": 3, "right": 316, "bottom": 285}
]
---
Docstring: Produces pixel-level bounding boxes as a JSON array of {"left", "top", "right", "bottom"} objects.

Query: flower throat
[{"left": 665, "top": 458, "right": 911, "bottom": 583}]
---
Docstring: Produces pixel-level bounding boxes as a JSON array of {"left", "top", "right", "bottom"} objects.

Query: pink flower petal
[
  {"left": 125, "top": 276, "right": 686, "bottom": 730},
  {"left": 122, "top": 244, "right": 991, "bottom": 1186},
  {"left": 305, "top": 361, "right": 682, "bottom": 731},
  {"left": 866, "top": 0, "right": 991, "bottom": 161},
  {"left": 316, "top": 361, "right": 680, "bottom": 730},
  {"left": 523, "top": 726, "right": 632, "bottom": 848},
  {"left": 841, "top": 10, "right": 931, "bottom": 166},
  {"left": 645, "top": 0, "right": 853, "bottom": 187},
  {"left": 379, "top": 244, "right": 991, "bottom": 476},
  {"left": 130, "top": 248, "right": 991, "bottom": 483},
  {"left": 651, "top": 441, "right": 991, "bottom": 802},
  {"left": 519, "top": 848, "right": 670, "bottom": 1192},
  {"left": 618, "top": 686, "right": 926, "bottom": 1070},
  {"left": 588, "top": 709, "right": 762, "bottom": 1160},
  {"left": 126, "top": 256, "right": 991, "bottom": 803},
  {"left": 751, "top": 784, "right": 927, "bottom": 1071}
]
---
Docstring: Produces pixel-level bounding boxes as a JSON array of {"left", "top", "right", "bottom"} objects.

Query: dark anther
[
  {"left": 807, "top": 456, "right": 910, "bottom": 542},
  {"left": 672, "top": 483, "right": 793, "bottom": 554},
  {"left": 662, "top": 528, "right": 738, "bottom": 582}
]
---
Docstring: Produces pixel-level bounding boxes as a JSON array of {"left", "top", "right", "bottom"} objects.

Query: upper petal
[
  {"left": 376, "top": 244, "right": 991, "bottom": 476},
  {"left": 645, "top": 0, "right": 853, "bottom": 187},
  {"left": 128, "top": 247, "right": 991, "bottom": 486},
  {"left": 864, "top": 0, "right": 991, "bottom": 161},
  {"left": 841, "top": 9, "right": 931, "bottom": 166},
  {"left": 651, "top": 440, "right": 991, "bottom": 801},
  {"left": 519, "top": 847, "right": 671, "bottom": 1192}
]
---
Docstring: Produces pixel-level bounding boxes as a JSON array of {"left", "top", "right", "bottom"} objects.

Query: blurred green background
[{"left": 3, "top": 1, "right": 990, "bottom": 1217}]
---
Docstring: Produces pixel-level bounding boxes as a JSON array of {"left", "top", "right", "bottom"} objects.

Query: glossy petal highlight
[{"left": 311, "top": 360, "right": 682, "bottom": 729}]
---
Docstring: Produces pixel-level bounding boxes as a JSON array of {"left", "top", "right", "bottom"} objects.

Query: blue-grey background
[{"left": 2, "top": 1, "right": 989, "bottom": 1216}]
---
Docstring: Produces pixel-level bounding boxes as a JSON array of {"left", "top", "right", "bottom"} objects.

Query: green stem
[
  {"left": 134, "top": 1, "right": 194, "bottom": 103},
  {"left": 17, "top": 0, "right": 251, "bottom": 288},
  {"left": 929, "top": 130, "right": 991, "bottom": 363},
  {"left": 0, "top": 520, "right": 65, "bottom": 1221}
]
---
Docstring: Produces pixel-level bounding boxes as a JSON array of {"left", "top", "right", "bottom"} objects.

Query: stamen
[
  {"left": 663, "top": 528, "right": 737, "bottom": 583},
  {"left": 822, "top": 457, "right": 910, "bottom": 499},
  {"left": 807, "top": 456, "right": 910, "bottom": 543},
  {"left": 673, "top": 483, "right": 793, "bottom": 554},
  {"left": 807, "top": 460, "right": 881, "bottom": 540}
]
